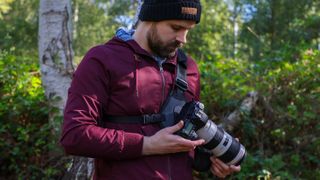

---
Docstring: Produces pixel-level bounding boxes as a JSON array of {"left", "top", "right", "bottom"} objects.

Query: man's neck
[{"left": 132, "top": 23, "right": 153, "bottom": 55}]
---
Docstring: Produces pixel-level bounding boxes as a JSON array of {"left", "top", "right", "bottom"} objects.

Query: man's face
[{"left": 146, "top": 20, "right": 196, "bottom": 58}]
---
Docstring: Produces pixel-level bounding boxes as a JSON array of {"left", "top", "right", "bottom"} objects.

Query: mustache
[{"left": 169, "top": 41, "right": 183, "bottom": 49}]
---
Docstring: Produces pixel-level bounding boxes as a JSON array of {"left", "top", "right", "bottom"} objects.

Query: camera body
[{"left": 177, "top": 100, "right": 246, "bottom": 166}]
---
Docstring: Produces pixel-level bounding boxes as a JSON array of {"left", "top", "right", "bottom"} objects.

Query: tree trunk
[
  {"left": 38, "top": 0, "right": 74, "bottom": 132},
  {"left": 38, "top": 1, "right": 93, "bottom": 179},
  {"left": 270, "top": 0, "right": 278, "bottom": 51},
  {"left": 219, "top": 91, "right": 259, "bottom": 132}
]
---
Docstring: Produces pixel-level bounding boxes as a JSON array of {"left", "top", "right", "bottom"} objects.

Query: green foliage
[
  {"left": 185, "top": 0, "right": 236, "bottom": 60},
  {"left": 0, "top": 0, "right": 14, "bottom": 19},
  {"left": 238, "top": 0, "right": 319, "bottom": 61},
  {"left": 1, "top": 0, "right": 319, "bottom": 179},
  {"left": 0, "top": 0, "right": 39, "bottom": 56},
  {"left": 72, "top": 0, "right": 112, "bottom": 62},
  {"left": 73, "top": 0, "right": 138, "bottom": 63},
  {"left": 0, "top": 51, "right": 62, "bottom": 179},
  {"left": 195, "top": 48, "right": 320, "bottom": 179},
  {"left": 199, "top": 56, "right": 255, "bottom": 116}
]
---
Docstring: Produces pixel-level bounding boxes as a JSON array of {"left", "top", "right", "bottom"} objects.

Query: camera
[{"left": 177, "top": 100, "right": 246, "bottom": 166}]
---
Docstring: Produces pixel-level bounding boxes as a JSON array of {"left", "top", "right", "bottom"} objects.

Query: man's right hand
[{"left": 142, "top": 121, "right": 205, "bottom": 155}]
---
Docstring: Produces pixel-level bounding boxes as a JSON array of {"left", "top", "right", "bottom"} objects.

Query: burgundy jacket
[{"left": 60, "top": 37, "right": 201, "bottom": 180}]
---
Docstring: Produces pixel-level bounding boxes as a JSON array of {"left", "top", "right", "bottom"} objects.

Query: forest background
[{"left": 0, "top": 0, "right": 319, "bottom": 179}]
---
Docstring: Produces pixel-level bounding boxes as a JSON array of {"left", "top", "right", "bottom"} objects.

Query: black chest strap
[
  {"left": 107, "top": 114, "right": 164, "bottom": 124},
  {"left": 105, "top": 49, "right": 188, "bottom": 125}
]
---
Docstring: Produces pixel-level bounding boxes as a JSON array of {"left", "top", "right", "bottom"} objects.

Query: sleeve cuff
[{"left": 120, "top": 132, "right": 144, "bottom": 159}]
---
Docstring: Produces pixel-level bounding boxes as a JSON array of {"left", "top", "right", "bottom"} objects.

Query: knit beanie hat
[{"left": 139, "top": 0, "right": 202, "bottom": 24}]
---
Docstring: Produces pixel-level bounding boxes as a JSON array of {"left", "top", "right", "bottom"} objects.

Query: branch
[
  {"left": 219, "top": 91, "right": 259, "bottom": 132},
  {"left": 61, "top": 156, "right": 94, "bottom": 180}
]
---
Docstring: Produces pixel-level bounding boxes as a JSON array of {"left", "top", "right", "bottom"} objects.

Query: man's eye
[{"left": 172, "top": 26, "right": 180, "bottom": 31}]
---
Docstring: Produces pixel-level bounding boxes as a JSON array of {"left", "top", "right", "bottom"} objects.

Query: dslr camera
[{"left": 176, "top": 100, "right": 246, "bottom": 167}]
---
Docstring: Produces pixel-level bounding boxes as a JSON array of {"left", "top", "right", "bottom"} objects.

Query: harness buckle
[
  {"left": 143, "top": 114, "right": 163, "bottom": 124},
  {"left": 176, "top": 77, "right": 188, "bottom": 92}
]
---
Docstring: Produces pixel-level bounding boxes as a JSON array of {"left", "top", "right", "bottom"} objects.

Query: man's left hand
[{"left": 210, "top": 157, "right": 241, "bottom": 178}]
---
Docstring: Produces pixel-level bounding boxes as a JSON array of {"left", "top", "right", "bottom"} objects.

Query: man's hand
[
  {"left": 210, "top": 157, "right": 241, "bottom": 178},
  {"left": 142, "top": 121, "right": 205, "bottom": 155}
]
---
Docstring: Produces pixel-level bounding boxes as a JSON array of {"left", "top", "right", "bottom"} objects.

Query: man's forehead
[{"left": 166, "top": 20, "right": 196, "bottom": 29}]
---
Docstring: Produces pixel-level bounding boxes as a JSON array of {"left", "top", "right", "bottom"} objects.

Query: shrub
[
  {"left": 197, "top": 49, "right": 320, "bottom": 179},
  {"left": 0, "top": 51, "right": 61, "bottom": 179}
]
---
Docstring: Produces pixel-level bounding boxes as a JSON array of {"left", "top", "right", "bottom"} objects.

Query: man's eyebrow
[{"left": 171, "top": 24, "right": 194, "bottom": 30}]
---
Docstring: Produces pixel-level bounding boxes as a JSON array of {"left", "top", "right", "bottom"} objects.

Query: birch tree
[
  {"left": 38, "top": 0, "right": 74, "bottom": 133},
  {"left": 39, "top": 0, "right": 93, "bottom": 179}
]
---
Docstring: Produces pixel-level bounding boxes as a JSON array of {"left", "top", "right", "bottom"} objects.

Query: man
[{"left": 60, "top": 0, "right": 240, "bottom": 179}]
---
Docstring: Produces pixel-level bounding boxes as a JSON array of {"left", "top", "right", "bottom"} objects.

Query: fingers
[
  {"left": 164, "top": 121, "right": 205, "bottom": 147},
  {"left": 174, "top": 137, "right": 204, "bottom": 151},
  {"left": 178, "top": 137, "right": 205, "bottom": 147},
  {"left": 151, "top": 121, "right": 205, "bottom": 154},
  {"left": 210, "top": 157, "right": 241, "bottom": 178},
  {"left": 210, "top": 165, "right": 226, "bottom": 179},
  {"left": 161, "top": 138, "right": 204, "bottom": 153},
  {"left": 164, "top": 120, "right": 184, "bottom": 133},
  {"left": 211, "top": 158, "right": 228, "bottom": 178},
  {"left": 230, "top": 165, "right": 241, "bottom": 172}
]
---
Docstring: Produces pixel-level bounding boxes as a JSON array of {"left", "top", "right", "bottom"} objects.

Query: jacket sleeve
[{"left": 60, "top": 46, "right": 144, "bottom": 160}]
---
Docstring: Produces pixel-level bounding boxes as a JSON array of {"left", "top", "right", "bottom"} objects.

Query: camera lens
[
  {"left": 177, "top": 100, "right": 246, "bottom": 166},
  {"left": 196, "top": 120, "right": 246, "bottom": 165}
]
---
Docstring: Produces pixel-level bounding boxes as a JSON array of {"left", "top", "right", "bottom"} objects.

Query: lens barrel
[
  {"left": 196, "top": 120, "right": 246, "bottom": 166},
  {"left": 177, "top": 100, "right": 246, "bottom": 166}
]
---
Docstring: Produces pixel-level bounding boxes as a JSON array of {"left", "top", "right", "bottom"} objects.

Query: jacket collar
[{"left": 108, "top": 36, "right": 178, "bottom": 66}]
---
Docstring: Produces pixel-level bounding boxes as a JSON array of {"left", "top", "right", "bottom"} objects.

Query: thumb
[{"left": 165, "top": 120, "right": 184, "bottom": 134}]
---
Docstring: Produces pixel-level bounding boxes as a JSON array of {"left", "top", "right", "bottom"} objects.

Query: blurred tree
[
  {"left": 72, "top": 0, "right": 140, "bottom": 64},
  {"left": 0, "top": 0, "right": 39, "bottom": 57},
  {"left": 38, "top": 1, "right": 92, "bottom": 180},
  {"left": 184, "top": 0, "right": 235, "bottom": 61},
  {"left": 38, "top": 0, "right": 74, "bottom": 137},
  {"left": 238, "top": 0, "right": 320, "bottom": 61},
  {"left": 0, "top": 0, "right": 14, "bottom": 19}
]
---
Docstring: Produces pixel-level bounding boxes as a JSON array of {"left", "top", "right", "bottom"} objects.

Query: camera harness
[
  {"left": 103, "top": 50, "right": 217, "bottom": 171},
  {"left": 105, "top": 49, "right": 188, "bottom": 126}
]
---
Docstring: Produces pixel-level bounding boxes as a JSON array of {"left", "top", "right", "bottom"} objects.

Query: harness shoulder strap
[{"left": 175, "top": 49, "right": 188, "bottom": 93}]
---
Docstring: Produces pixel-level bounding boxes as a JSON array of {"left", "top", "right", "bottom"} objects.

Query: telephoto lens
[
  {"left": 177, "top": 101, "right": 246, "bottom": 166},
  {"left": 197, "top": 120, "right": 246, "bottom": 165}
]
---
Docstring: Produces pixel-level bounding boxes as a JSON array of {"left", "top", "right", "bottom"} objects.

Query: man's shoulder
[
  {"left": 185, "top": 54, "right": 198, "bottom": 67},
  {"left": 89, "top": 41, "right": 128, "bottom": 54},
  {"left": 85, "top": 39, "right": 133, "bottom": 59}
]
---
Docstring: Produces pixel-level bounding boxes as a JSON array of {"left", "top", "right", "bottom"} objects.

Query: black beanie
[{"left": 139, "top": 0, "right": 202, "bottom": 24}]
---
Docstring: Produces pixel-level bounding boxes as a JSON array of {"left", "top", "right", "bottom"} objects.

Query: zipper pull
[{"left": 159, "top": 65, "right": 164, "bottom": 73}]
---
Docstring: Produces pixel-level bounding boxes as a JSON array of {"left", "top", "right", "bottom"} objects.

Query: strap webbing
[
  {"left": 106, "top": 114, "right": 163, "bottom": 124},
  {"left": 175, "top": 49, "right": 188, "bottom": 92}
]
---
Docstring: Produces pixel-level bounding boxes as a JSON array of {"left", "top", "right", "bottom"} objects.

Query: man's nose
[{"left": 176, "top": 30, "right": 188, "bottom": 44}]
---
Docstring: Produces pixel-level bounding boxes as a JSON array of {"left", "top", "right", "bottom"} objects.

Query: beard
[{"left": 147, "top": 24, "right": 182, "bottom": 59}]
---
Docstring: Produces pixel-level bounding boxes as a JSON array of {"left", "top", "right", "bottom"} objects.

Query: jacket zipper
[
  {"left": 158, "top": 63, "right": 172, "bottom": 180},
  {"left": 159, "top": 65, "right": 166, "bottom": 105},
  {"left": 158, "top": 62, "right": 172, "bottom": 180}
]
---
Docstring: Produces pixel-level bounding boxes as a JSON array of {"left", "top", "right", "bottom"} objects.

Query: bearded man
[{"left": 60, "top": 0, "right": 240, "bottom": 179}]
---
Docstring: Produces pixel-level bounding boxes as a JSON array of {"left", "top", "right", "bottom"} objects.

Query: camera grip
[{"left": 192, "top": 146, "right": 212, "bottom": 172}]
